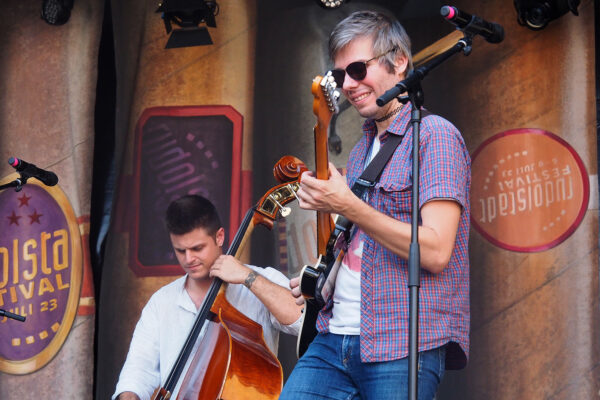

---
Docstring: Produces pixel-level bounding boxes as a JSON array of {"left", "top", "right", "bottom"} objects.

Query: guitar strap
[
  {"left": 351, "top": 109, "right": 431, "bottom": 200},
  {"left": 350, "top": 133, "right": 403, "bottom": 200}
]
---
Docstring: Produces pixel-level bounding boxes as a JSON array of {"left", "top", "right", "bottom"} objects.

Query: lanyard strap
[
  {"left": 351, "top": 109, "right": 431, "bottom": 198},
  {"left": 350, "top": 131, "right": 403, "bottom": 199}
]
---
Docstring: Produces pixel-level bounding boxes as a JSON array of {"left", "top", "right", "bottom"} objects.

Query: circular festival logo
[
  {"left": 0, "top": 173, "right": 82, "bottom": 374},
  {"left": 470, "top": 129, "right": 589, "bottom": 252}
]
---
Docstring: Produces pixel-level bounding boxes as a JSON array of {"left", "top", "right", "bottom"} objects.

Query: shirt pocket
[{"left": 375, "top": 180, "right": 412, "bottom": 221}]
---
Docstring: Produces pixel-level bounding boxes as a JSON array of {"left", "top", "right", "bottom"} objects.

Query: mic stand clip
[{"left": 0, "top": 178, "right": 24, "bottom": 192}]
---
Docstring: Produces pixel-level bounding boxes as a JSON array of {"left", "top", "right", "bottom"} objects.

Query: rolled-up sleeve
[{"left": 259, "top": 266, "right": 302, "bottom": 336}]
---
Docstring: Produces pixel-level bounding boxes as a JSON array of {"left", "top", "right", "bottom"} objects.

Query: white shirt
[
  {"left": 329, "top": 136, "right": 381, "bottom": 334},
  {"left": 113, "top": 266, "right": 301, "bottom": 400},
  {"left": 329, "top": 235, "right": 363, "bottom": 335}
]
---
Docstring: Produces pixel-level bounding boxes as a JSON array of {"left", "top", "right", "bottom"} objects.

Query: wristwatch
[{"left": 243, "top": 271, "right": 258, "bottom": 289}]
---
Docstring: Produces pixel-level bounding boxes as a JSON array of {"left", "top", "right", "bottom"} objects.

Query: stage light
[
  {"left": 156, "top": 0, "right": 219, "bottom": 49},
  {"left": 513, "top": 0, "right": 580, "bottom": 30},
  {"left": 41, "top": 0, "right": 74, "bottom": 25},
  {"left": 317, "top": 0, "right": 347, "bottom": 9}
]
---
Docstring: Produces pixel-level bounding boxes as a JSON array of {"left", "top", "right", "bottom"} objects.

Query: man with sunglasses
[{"left": 280, "top": 10, "right": 471, "bottom": 400}]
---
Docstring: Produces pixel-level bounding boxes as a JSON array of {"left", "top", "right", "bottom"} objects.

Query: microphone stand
[
  {"left": 0, "top": 163, "right": 42, "bottom": 192},
  {"left": 376, "top": 32, "right": 473, "bottom": 400},
  {"left": 0, "top": 178, "right": 24, "bottom": 192},
  {"left": 0, "top": 165, "right": 31, "bottom": 323},
  {"left": 0, "top": 308, "right": 26, "bottom": 322}
]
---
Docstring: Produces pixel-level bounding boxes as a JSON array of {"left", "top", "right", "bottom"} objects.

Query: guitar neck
[
  {"left": 314, "top": 126, "right": 334, "bottom": 255},
  {"left": 311, "top": 74, "right": 337, "bottom": 256}
]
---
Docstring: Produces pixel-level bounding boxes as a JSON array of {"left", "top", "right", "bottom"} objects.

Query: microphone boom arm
[
  {"left": 0, "top": 308, "right": 26, "bottom": 322},
  {"left": 376, "top": 33, "right": 472, "bottom": 107}
]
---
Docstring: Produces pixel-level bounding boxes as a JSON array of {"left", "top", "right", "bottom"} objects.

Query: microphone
[
  {"left": 440, "top": 5, "right": 504, "bottom": 44},
  {"left": 8, "top": 157, "right": 59, "bottom": 186}
]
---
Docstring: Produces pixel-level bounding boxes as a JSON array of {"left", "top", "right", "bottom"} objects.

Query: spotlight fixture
[
  {"left": 41, "top": 0, "right": 74, "bottom": 25},
  {"left": 513, "top": 0, "right": 580, "bottom": 30},
  {"left": 317, "top": 0, "right": 348, "bottom": 9},
  {"left": 156, "top": 0, "right": 219, "bottom": 49}
]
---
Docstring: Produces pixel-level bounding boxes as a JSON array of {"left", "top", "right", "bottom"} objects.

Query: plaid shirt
[{"left": 315, "top": 105, "right": 471, "bottom": 369}]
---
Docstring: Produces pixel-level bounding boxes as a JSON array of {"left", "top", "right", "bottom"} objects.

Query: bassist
[{"left": 113, "top": 195, "right": 303, "bottom": 400}]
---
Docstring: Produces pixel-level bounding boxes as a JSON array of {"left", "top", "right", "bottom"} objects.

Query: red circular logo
[{"left": 470, "top": 129, "right": 589, "bottom": 252}]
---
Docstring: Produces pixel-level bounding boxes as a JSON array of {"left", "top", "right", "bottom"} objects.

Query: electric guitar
[{"left": 296, "top": 72, "right": 348, "bottom": 358}]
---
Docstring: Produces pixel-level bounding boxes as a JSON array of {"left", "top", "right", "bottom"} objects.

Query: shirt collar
[
  {"left": 177, "top": 275, "right": 199, "bottom": 314},
  {"left": 362, "top": 103, "right": 411, "bottom": 142}
]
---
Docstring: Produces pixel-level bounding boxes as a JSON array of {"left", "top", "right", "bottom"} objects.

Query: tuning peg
[
  {"left": 269, "top": 193, "right": 292, "bottom": 218},
  {"left": 280, "top": 206, "right": 291, "bottom": 217}
]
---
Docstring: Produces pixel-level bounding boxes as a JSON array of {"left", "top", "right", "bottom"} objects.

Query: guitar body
[
  {"left": 298, "top": 263, "right": 322, "bottom": 305},
  {"left": 296, "top": 297, "right": 320, "bottom": 358},
  {"left": 297, "top": 216, "right": 351, "bottom": 357}
]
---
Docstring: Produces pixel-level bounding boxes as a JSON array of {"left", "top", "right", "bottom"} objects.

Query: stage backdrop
[
  {"left": 91, "top": 0, "right": 598, "bottom": 397},
  {"left": 0, "top": 1, "right": 594, "bottom": 399},
  {"left": 0, "top": 1, "right": 102, "bottom": 399}
]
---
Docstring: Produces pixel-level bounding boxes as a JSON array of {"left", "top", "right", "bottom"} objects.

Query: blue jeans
[{"left": 280, "top": 333, "right": 445, "bottom": 400}]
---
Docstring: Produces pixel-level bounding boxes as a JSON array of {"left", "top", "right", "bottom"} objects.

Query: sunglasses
[{"left": 330, "top": 47, "right": 397, "bottom": 88}]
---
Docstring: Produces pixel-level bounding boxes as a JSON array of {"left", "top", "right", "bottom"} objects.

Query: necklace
[{"left": 375, "top": 105, "right": 402, "bottom": 122}]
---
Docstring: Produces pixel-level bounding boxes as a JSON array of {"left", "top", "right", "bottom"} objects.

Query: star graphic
[
  {"left": 28, "top": 209, "right": 43, "bottom": 224},
  {"left": 18, "top": 193, "right": 32, "bottom": 207},
  {"left": 7, "top": 211, "right": 21, "bottom": 226}
]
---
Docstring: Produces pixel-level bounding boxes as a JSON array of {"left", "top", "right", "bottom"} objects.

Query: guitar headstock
[
  {"left": 311, "top": 72, "right": 339, "bottom": 253},
  {"left": 311, "top": 72, "right": 340, "bottom": 129}
]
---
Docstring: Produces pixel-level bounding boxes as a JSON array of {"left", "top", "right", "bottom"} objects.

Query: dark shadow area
[{"left": 90, "top": 0, "right": 116, "bottom": 397}]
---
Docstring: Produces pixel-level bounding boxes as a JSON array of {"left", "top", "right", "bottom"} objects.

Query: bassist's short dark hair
[{"left": 165, "top": 194, "right": 222, "bottom": 236}]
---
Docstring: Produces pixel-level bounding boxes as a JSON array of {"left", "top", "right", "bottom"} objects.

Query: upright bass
[{"left": 151, "top": 156, "right": 306, "bottom": 400}]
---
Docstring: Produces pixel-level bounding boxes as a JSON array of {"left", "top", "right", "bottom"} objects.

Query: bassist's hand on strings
[
  {"left": 210, "top": 255, "right": 252, "bottom": 284},
  {"left": 297, "top": 162, "right": 357, "bottom": 215}
]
